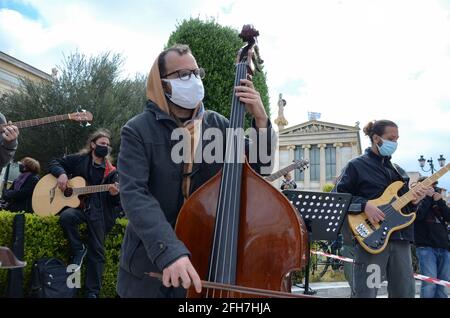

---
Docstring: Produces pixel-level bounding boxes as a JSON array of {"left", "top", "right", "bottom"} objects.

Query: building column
[
  {"left": 351, "top": 142, "right": 358, "bottom": 158},
  {"left": 318, "top": 143, "right": 327, "bottom": 189},
  {"left": 334, "top": 142, "right": 343, "bottom": 178},
  {"left": 302, "top": 144, "right": 311, "bottom": 189},
  {"left": 286, "top": 145, "right": 296, "bottom": 163}
]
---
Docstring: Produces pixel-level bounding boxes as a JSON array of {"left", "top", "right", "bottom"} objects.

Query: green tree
[
  {"left": 166, "top": 18, "right": 271, "bottom": 126},
  {"left": 322, "top": 183, "right": 335, "bottom": 192},
  {"left": 0, "top": 52, "right": 146, "bottom": 169}
]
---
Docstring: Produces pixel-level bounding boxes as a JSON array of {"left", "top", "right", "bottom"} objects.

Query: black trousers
[{"left": 59, "top": 207, "right": 106, "bottom": 297}]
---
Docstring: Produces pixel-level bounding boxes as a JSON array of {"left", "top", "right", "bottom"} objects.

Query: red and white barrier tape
[
  {"left": 312, "top": 251, "right": 355, "bottom": 264},
  {"left": 311, "top": 250, "right": 450, "bottom": 288}
]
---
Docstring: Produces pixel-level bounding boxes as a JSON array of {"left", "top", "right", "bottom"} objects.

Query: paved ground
[{"left": 292, "top": 281, "right": 423, "bottom": 298}]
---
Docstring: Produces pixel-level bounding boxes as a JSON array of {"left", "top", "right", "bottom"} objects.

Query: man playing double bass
[{"left": 117, "top": 44, "right": 274, "bottom": 298}]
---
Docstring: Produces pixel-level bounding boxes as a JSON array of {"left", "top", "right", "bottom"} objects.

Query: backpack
[{"left": 30, "top": 258, "right": 78, "bottom": 298}]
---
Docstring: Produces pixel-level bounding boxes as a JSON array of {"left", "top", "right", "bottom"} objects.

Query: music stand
[{"left": 283, "top": 190, "right": 352, "bottom": 295}]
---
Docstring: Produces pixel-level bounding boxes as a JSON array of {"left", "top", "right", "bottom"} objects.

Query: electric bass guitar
[
  {"left": 32, "top": 174, "right": 117, "bottom": 217},
  {"left": 348, "top": 162, "right": 450, "bottom": 254}
]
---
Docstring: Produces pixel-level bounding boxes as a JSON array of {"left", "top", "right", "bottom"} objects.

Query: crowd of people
[{"left": 1, "top": 44, "right": 448, "bottom": 299}]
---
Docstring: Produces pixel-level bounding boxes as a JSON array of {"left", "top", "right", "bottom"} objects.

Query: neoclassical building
[
  {"left": 0, "top": 51, "right": 52, "bottom": 94},
  {"left": 277, "top": 120, "right": 362, "bottom": 191}
]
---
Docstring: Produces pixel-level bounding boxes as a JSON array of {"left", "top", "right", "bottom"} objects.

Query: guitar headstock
[
  {"left": 293, "top": 159, "right": 309, "bottom": 172},
  {"left": 68, "top": 109, "right": 93, "bottom": 127},
  {"left": 237, "top": 24, "right": 264, "bottom": 76}
]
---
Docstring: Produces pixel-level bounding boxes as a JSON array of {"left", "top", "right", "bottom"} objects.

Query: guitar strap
[{"left": 391, "top": 163, "right": 409, "bottom": 182}]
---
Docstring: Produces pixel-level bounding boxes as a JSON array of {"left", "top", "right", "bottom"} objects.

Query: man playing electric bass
[
  {"left": 336, "top": 120, "right": 429, "bottom": 298},
  {"left": 47, "top": 128, "right": 120, "bottom": 298}
]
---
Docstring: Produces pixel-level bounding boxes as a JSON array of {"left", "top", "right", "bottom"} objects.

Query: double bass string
[
  {"left": 228, "top": 62, "right": 247, "bottom": 297},
  {"left": 207, "top": 79, "right": 235, "bottom": 297},
  {"left": 223, "top": 61, "right": 246, "bottom": 297},
  {"left": 208, "top": 61, "right": 247, "bottom": 298}
]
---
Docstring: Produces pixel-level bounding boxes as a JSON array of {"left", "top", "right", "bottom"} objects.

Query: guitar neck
[
  {"left": 73, "top": 184, "right": 113, "bottom": 195},
  {"left": 265, "top": 162, "right": 302, "bottom": 182},
  {"left": 393, "top": 163, "right": 450, "bottom": 210},
  {"left": 1, "top": 114, "right": 70, "bottom": 129}
]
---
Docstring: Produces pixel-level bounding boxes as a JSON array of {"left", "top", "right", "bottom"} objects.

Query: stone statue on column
[{"left": 274, "top": 93, "right": 288, "bottom": 131}]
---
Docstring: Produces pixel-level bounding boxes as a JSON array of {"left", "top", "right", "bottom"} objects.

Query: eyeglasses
[{"left": 162, "top": 68, "right": 205, "bottom": 81}]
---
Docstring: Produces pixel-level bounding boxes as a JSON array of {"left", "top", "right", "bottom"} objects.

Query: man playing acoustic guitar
[
  {"left": 336, "top": 120, "right": 429, "bottom": 298},
  {"left": 48, "top": 128, "right": 120, "bottom": 298}
]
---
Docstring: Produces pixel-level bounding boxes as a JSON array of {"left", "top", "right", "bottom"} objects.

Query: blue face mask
[{"left": 377, "top": 138, "right": 397, "bottom": 157}]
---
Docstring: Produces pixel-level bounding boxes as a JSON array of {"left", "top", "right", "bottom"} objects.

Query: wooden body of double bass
[{"left": 175, "top": 161, "right": 308, "bottom": 297}]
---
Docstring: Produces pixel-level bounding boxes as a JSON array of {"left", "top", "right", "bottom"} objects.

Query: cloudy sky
[{"left": 1, "top": 0, "right": 449, "bottom": 190}]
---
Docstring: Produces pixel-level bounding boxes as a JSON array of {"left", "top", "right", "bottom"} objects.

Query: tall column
[
  {"left": 302, "top": 144, "right": 311, "bottom": 189},
  {"left": 351, "top": 141, "right": 358, "bottom": 158},
  {"left": 286, "top": 145, "right": 296, "bottom": 163},
  {"left": 334, "top": 142, "right": 343, "bottom": 178},
  {"left": 319, "top": 143, "right": 327, "bottom": 189}
]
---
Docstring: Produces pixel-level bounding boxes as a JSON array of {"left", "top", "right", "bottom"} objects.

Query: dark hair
[
  {"left": 79, "top": 128, "right": 111, "bottom": 153},
  {"left": 21, "top": 157, "right": 40, "bottom": 174},
  {"left": 363, "top": 120, "right": 398, "bottom": 142},
  {"left": 158, "top": 44, "right": 192, "bottom": 78}
]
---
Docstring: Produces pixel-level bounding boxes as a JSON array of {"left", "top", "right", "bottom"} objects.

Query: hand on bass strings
[
  {"left": 235, "top": 78, "right": 268, "bottom": 129},
  {"left": 364, "top": 202, "right": 385, "bottom": 224}
]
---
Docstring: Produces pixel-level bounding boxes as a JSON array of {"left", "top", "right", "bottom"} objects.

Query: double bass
[{"left": 174, "top": 25, "right": 308, "bottom": 297}]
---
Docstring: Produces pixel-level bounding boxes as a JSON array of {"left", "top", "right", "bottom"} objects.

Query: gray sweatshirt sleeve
[
  {"left": 0, "top": 113, "right": 18, "bottom": 169},
  {"left": 118, "top": 123, "right": 190, "bottom": 271}
]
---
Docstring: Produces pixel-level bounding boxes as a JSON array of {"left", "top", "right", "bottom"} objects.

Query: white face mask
[{"left": 162, "top": 76, "right": 205, "bottom": 109}]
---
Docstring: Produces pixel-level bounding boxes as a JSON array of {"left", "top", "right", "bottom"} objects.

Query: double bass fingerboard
[{"left": 208, "top": 61, "right": 248, "bottom": 288}]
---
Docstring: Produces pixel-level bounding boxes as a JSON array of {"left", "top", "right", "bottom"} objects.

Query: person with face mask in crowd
[
  {"left": 336, "top": 120, "right": 429, "bottom": 298},
  {"left": 48, "top": 129, "right": 120, "bottom": 298},
  {"left": 2, "top": 157, "right": 40, "bottom": 213},
  {"left": 280, "top": 172, "right": 297, "bottom": 190},
  {"left": 116, "top": 44, "right": 273, "bottom": 298},
  {"left": 414, "top": 177, "right": 450, "bottom": 298}
]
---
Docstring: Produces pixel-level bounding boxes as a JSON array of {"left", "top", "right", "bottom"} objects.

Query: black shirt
[
  {"left": 90, "top": 160, "right": 105, "bottom": 186},
  {"left": 415, "top": 196, "right": 450, "bottom": 249},
  {"left": 336, "top": 147, "right": 415, "bottom": 242}
]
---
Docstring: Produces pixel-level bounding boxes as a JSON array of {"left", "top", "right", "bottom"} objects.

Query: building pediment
[{"left": 278, "top": 120, "right": 359, "bottom": 135}]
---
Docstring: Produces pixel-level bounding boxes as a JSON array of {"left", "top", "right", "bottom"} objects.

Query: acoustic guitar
[
  {"left": 348, "top": 162, "right": 450, "bottom": 254},
  {"left": 32, "top": 174, "right": 116, "bottom": 217}
]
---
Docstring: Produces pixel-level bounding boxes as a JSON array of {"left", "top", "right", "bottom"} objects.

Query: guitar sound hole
[{"left": 64, "top": 188, "right": 73, "bottom": 197}]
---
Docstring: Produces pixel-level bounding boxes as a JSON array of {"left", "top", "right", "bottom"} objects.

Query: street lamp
[{"left": 418, "top": 154, "right": 446, "bottom": 174}]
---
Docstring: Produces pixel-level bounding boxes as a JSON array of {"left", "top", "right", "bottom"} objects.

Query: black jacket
[
  {"left": 117, "top": 101, "right": 274, "bottom": 296},
  {"left": 48, "top": 153, "right": 120, "bottom": 232},
  {"left": 415, "top": 196, "right": 450, "bottom": 249},
  {"left": 336, "top": 147, "right": 415, "bottom": 242},
  {"left": 3, "top": 173, "right": 39, "bottom": 213}
]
